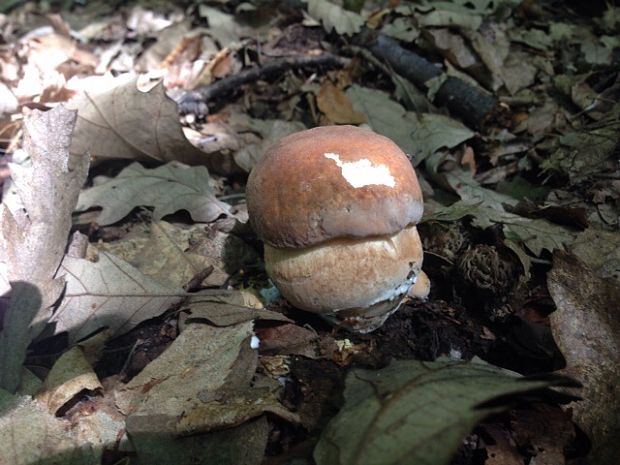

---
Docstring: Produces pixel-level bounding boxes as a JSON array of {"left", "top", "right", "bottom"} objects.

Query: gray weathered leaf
[
  {"left": 314, "top": 359, "right": 560, "bottom": 465},
  {"left": 76, "top": 161, "right": 231, "bottom": 225},
  {"left": 444, "top": 168, "right": 519, "bottom": 210},
  {"left": 409, "top": 114, "right": 474, "bottom": 165},
  {"left": 115, "top": 321, "right": 297, "bottom": 436},
  {"left": 347, "top": 85, "right": 473, "bottom": 164},
  {"left": 0, "top": 389, "right": 98, "bottom": 465},
  {"left": 381, "top": 17, "right": 419, "bottom": 42},
  {"left": 230, "top": 115, "right": 306, "bottom": 172},
  {"left": 183, "top": 296, "right": 292, "bottom": 326},
  {"left": 67, "top": 76, "right": 208, "bottom": 165},
  {"left": 52, "top": 252, "right": 184, "bottom": 343},
  {"left": 304, "top": 0, "right": 365, "bottom": 36}
]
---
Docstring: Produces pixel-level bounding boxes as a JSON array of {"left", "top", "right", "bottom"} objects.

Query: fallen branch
[
  {"left": 367, "top": 34, "right": 502, "bottom": 129},
  {"left": 176, "top": 53, "right": 347, "bottom": 115}
]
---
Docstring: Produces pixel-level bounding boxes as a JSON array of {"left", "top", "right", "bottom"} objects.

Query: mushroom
[{"left": 246, "top": 125, "right": 425, "bottom": 332}]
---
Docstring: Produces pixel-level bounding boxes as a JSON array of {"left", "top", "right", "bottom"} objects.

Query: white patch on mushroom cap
[{"left": 324, "top": 152, "right": 396, "bottom": 188}]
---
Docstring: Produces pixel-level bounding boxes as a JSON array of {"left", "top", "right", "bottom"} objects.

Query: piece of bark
[{"left": 367, "top": 34, "right": 501, "bottom": 128}]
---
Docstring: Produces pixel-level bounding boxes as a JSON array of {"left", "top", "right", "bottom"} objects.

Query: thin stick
[{"left": 176, "top": 53, "right": 347, "bottom": 114}]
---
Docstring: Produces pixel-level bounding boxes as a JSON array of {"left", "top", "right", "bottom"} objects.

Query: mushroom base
[{"left": 264, "top": 225, "right": 423, "bottom": 332}]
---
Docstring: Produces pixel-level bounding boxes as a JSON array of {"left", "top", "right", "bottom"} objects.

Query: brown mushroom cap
[{"left": 246, "top": 125, "right": 423, "bottom": 248}]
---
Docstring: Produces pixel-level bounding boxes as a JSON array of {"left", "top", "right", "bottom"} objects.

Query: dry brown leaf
[
  {"left": 67, "top": 75, "right": 208, "bottom": 165},
  {"left": 97, "top": 221, "right": 230, "bottom": 289},
  {"left": 136, "top": 21, "right": 192, "bottom": 72},
  {"left": 317, "top": 80, "right": 366, "bottom": 125}
]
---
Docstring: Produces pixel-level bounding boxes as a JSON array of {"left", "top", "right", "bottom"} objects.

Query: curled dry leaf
[
  {"left": 66, "top": 75, "right": 208, "bottom": 165},
  {"left": 0, "top": 106, "right": 89, "bottom": 392},
  {"left": 115, "top": 320, "right": 297, "bottom": 438},
  {"left": 36, "top": 346, "right": 102, "bottom": 415},
  {"left": 97, "top": 221, "right": 238, "bottom": 289}
]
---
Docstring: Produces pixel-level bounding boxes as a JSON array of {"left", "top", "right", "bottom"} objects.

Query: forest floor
[{"left": 0, "top": 1, "right": 619, "bottom": 465}]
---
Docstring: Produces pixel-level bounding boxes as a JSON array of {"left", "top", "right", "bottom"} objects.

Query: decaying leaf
[
  {"left": 571, "top": 229, "right": 620, "bottom": 282},
  {"left": 0, "top": 389, "right": 99, "bottom": 465},
  {"left": 381, "top": 17, "right": 419, "bottom": 42},
  {"left": 52, "top": 252, "right": 184, "bottom": 344},
  {"left": 548, "top": 252, "right": 620, "bottom": 465},
  {"left": 0, "top": 106, "right": 89, "bottom": 392},
  {"left": 543, "top": 123, "right": 619, "bottom": 183},
  {"left": 76, "top": 161, "right": 232, "bottom": 225},
  {"left": 443, "top": 168, "right": 519, "bottom": 210},
  {"left": 129, "top": 416, "right": 269, "bottom": 465},
  {"left": 198, "top": 5, "right": 250, "bottom": 46},
  {"left": 314, "top": 359, "right": 563, "bottom": 465},
  {"left": 304, "top": 0, "right": 365, "bottom": 36},
  {"left": 67, "top": 75, "right": 208, "bottom": 165}
]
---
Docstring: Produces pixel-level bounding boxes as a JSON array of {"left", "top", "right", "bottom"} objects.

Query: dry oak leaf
[
  {"left": 67, "top": 74, "right": 208, "bottom": 165},
  {"left": 76, "top": 161, "right": 232, "bottom": 225},
  {"left": 51, "top": 252, "right": 184, "bottom": 344}
]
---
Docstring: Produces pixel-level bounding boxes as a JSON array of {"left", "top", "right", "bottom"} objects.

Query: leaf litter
[{"left": 0, "top": 1, "right": 618, "bottom": 465}]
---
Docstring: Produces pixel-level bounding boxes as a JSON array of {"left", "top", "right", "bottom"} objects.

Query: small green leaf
[{"left": 314, "top": 359, "right": 561, "bottom": 465}]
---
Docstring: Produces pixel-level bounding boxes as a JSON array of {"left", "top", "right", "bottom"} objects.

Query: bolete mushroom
[{"left": 246, "top": 125, "right": 425, "bottom": 332}]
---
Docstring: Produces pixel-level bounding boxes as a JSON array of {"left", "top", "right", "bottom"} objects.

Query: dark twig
[
  {"left": 367, "top": 34, "right": 502, "bottom": 129},
  {"left": 176, "top": 53, "right": 347, "bottom": 115}
]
